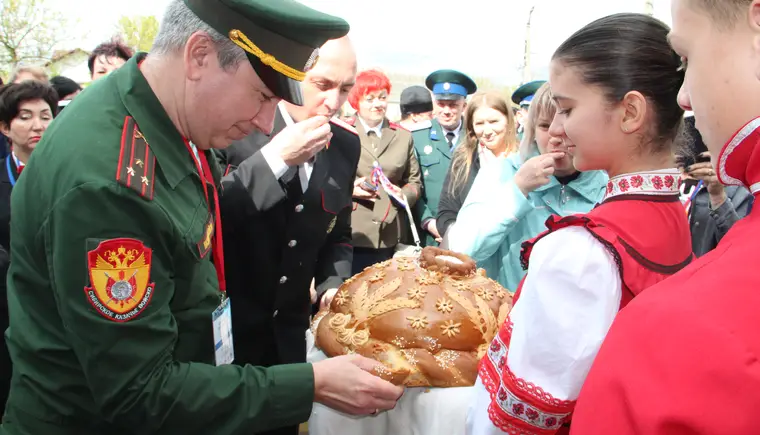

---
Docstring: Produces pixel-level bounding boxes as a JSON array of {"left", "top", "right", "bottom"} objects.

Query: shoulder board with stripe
[
  {"left": 330, "top": 117, "right": 358, "bottom": 135},
  {"left": 116, "top": 116, "right": 157, "bottom": 200},
  {"left": 409, "top": 120, "right": 432, "bottom": 132},
  {"left": 389, "top": 122, "right": 402, "bottom": 131}
]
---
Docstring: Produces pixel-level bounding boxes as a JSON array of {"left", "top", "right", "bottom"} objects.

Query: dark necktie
[
  {"left": 446, "top": 132, "right": 456, "bottom": 151},
  {"left": 367, "top": 130, "right": 379, "bottom": 153}
]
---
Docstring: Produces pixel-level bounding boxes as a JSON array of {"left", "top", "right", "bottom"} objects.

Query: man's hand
[
  {"left": 313, "top": 355, "right": 404, "bottom": 415},
  {"left": 426, "top": 219, "right": 442, "bottom": 243},
  {"left": 320, "top": 288, "right": 339, "bottom": 310},
  {"left": 272, "top": 115, "right": 333, "bottom": 167}
]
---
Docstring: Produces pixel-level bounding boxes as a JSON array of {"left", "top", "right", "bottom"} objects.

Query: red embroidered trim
[
  {"left": 480, "top": 316, "right": 575, "bottom": 434},
  {"left": 604, "top": 170, "right": 680, "bottom": 201},
  {"left": 481, "top": 320, "right": 512, "bottom": 395},
  {"left": 501, "top": 364, "right": 575, "bottom": 409},
  {"left": 487, "top": 402, "right": 563, "bottom": 435},
  {"left": 498, "top": 318, "right": 514, "bottom": 343}
]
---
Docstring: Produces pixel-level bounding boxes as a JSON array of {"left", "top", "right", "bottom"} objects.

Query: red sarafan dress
[
  {"left": 569, "top": 118, "right": 760, "bottom": 435},
  {"left": 465, "top": 169, "right": 693, "bottom": 435}
]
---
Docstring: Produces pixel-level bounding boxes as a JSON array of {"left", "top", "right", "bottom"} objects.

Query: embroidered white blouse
[{"left": 466, "top": 169, "right": 681, "bottom": 435}]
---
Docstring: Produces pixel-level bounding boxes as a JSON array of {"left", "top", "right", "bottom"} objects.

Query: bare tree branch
[{"left": 0, "top": 0, "right": 83, "bottom": 73}]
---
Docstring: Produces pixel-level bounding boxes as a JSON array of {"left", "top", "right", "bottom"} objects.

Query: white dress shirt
[
  {"left": 443, "top": 120, "right": 463, "bottom": 147},
  {"left": 12, "top": 152, "right": 24, "bottom": 171},
  {"left": 260, "top": 101, "right": 314, "bottom": 193},
  {"left": 357, "top": 116, "right": 383, "bottom": 139}
]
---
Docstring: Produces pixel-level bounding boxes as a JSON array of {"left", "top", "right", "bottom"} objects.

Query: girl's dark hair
[
  {"left": 553, "top": 13, "right": 685, "bottom": 151},
  {"left": 0, "top": 81, "right": 58, "bottom": 126},
  {"left": 88, "top": 38, "right": 134, "bottom": 75}
]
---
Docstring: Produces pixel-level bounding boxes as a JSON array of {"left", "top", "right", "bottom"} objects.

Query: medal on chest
[{"left": 327, "top": 216, "right": 337, "bottom": 234}]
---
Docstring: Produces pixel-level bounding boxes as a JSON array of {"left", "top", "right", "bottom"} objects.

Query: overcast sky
[{"left": 57, "top": 0, "right": 673, "bottom": 84}]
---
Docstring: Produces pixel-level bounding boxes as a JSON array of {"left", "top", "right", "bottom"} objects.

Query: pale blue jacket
[{"left": 448, "top": 153, "right": 608, "bottom": 292}]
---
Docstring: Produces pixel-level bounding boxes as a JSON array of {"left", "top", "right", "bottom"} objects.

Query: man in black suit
[{"left": 219, "top": 36, "right": 359, "bottom": 435}]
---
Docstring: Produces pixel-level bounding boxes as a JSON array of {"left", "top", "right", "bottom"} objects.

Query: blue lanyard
[
  {"left": 6, "top": 157, "right": 15, "bottom": 187},
  {"left": 688, "top": 180, "right": 704, "bottom": 204}
]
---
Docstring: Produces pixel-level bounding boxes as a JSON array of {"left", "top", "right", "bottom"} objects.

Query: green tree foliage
[
  {"left": 0, "top": 0, "right": 72, "bottom": 74},
  {"left": 117, "top": 15, "right": 160, "bottom": 53}
]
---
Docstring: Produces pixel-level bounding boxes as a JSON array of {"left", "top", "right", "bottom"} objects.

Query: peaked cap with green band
[
  {"left": 184, "top": 0, "right": 350, "bottom": 106},
  {"left": 511, "top": 80, "right": 546, "bottom": 106}
]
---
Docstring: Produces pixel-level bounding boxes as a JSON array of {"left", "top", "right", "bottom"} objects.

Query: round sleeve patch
[{"left": 84, "top": 238, "right": 156, "bottom": 322}]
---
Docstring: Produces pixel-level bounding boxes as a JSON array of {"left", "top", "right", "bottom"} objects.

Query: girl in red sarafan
[{"left": 465, "top": 13, "right": 694, "bottom": 435}]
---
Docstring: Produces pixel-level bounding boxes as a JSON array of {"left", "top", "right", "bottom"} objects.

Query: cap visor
[{"left": 250, "top": 56, "right": 304, "bottom": 106}]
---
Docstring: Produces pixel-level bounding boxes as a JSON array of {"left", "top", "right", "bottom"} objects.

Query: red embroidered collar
[
  {"left": 604, "top": 170, "right": 681, "bottom": 201},
  {"left": 718, "top": 117, "right": 760, "bottom": 195}
]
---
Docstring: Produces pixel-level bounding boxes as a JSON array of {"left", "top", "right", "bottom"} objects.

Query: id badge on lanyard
[{"left": 212, "top": 297, "right": 234, "bottom": 365}]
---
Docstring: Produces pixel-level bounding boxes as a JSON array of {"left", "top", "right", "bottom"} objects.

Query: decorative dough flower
[{"left": 441, "top": 320, "right": 462, "bottom": 338}]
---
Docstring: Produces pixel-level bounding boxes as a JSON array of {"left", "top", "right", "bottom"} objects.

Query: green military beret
[
  {"left": 184, "top": 0, "right": 350, "bottom": 106},
  {"left": 425, "top": 69, "right": 477, "bottom": 101},
  {"left": 511, "top": 80, "right": 547, "bottom": 106}
]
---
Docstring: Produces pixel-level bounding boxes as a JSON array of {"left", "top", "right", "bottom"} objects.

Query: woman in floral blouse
[{"left": 467, "top": 13, "right": 693, "bottom": 435}]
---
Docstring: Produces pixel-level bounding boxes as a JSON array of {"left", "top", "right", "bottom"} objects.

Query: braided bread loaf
[{"left": 313, "top": 247, "right": 513, "bottom": 388}]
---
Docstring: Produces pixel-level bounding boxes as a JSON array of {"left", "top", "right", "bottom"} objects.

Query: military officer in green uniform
[
  {"left": 1, "top": 1, "right": 402, "bottom": 434},
  {"left": 512, "top": 80, "right": 546, "bottom": 141},
  {"left": 411, "top": 69, "right": 476, "bottom": 246}
]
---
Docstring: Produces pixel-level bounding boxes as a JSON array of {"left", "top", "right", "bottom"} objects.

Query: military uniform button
[
  {"left": 279, "top": 276, "right": 288, "bottom": 284},
  {"left": 288, "top": 240, "right": 297, "bottom": 248},
  {"left": 273, "top": 310, "right": 279, "bottom": 318},
  {"left": 295, "top": 204, "right": 304, "bottom": 213}
]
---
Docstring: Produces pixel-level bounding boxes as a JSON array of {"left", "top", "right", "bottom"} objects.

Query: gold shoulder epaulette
[{"left": 116, "top": 116, "right": 156, "bottom": 200}]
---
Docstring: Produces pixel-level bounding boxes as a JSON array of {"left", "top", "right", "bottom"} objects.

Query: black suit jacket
[
  {"left": 220, "top": 108, "right": 360, "bottom": 366},
  {"left": 437, "top": 148, "right": 480, "bottom": 238},
  {"left": 0, "top": 156, "right": 19, "bottom": 254}
]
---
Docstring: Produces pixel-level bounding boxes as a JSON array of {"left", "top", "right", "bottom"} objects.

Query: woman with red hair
[{"left": 348, "top": 69, "right": 422, "bottom": 274}]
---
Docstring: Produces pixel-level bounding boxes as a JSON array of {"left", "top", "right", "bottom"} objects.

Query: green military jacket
[
  {"left": 1, "top": 55, "right": 314, "bottom": 435},
  {"left": 410, "top": 119, "right": 463, "bottom": 246}
]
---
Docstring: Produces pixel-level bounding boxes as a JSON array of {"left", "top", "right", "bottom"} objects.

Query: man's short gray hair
[{"left": 151, "top": 0, "right": 247, "bottom": 70}]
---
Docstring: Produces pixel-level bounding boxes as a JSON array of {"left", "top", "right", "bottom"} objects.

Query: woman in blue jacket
[{"left": 448, "top": 83, "right": 607, "bottom": 292}]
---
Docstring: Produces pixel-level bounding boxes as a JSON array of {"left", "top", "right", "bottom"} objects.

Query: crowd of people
[{"left": 0, "top": 0, "right": 757, "bottom": 433}]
